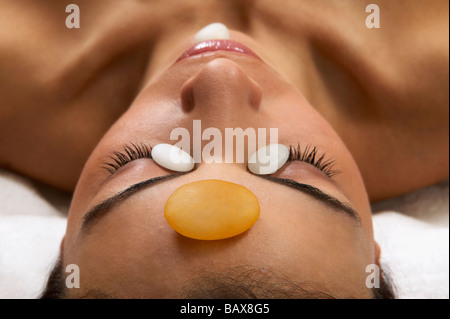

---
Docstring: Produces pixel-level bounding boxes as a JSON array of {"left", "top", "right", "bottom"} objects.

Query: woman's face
[{"left": 63, "top": 29, "right": 378, "bottom": 298}]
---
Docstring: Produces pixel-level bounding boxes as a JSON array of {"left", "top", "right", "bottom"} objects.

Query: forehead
[{"left": 65, "top": 175, "right": 371, "bottom": 298}]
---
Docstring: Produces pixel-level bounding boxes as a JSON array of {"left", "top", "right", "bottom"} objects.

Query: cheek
[{"left": 268, "top": 100, "right": 372, "bottom": 226}]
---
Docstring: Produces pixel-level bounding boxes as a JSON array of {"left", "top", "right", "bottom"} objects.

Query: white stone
[
  {"left": 151, "top": 144, "right": 195, "bottom": 172},
  {"left": 194, "top": 23, "right": 230, "bottom": 43},
  {"left": 248, "top": 144, "right": 290, "bottom": 175}
]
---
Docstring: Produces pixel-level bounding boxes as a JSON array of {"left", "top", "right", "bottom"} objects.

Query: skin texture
[
  {"left": 0, "top": 0, "right": 448, "bottom": 200},
  {"left": 0, "top": 0, "right": 447, "bottom": 298},
  {"left": 63, "top": 44, "right": 377, "bottom": 297}
]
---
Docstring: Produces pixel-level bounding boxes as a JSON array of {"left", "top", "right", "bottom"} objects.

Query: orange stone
[{"left": 164, "top": 180, "right": 260, "bottom": 240}]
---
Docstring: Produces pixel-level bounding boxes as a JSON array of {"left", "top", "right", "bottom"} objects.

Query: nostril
[
  {"left": 180, "top": 77, "right": 195, "bottom": 112},
  {"left": 248, "top": 77, "right": 263, "bottom": 111},
  {"left": 179, "top": 58, "right": 263, "bottom": 113}
]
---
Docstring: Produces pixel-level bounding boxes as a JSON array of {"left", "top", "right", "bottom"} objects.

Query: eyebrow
[
  {"left": 261, "top": 176, "right": 360, "bottom": 224},
  {"left": 81, "top": 173, "right": 360, "bottom": 233}
]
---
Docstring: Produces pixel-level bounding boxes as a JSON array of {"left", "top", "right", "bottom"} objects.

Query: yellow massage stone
[{"left": 164, "top": 180, "right": 260, "bottom": 240}]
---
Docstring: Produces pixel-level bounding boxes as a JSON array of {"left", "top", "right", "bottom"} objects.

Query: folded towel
[
  {"left": 0, "top": 169, "right": 68, "bottom": 298},
  {"left": 372, "top": 180, "right": 449, "bottom": 299}
]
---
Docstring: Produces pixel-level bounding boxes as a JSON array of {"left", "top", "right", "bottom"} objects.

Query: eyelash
[
  {"left": 103, "top": 143, "right": 152, "bottom": 174},
  {"left": 288, "top": 144, "right": 339, "bottom": 178},
  {"left": 103, "top": 142, "right": 339, "bottom": 177}
]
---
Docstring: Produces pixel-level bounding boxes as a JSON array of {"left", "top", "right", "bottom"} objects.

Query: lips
[{"left": 176, "top": 40, "right": 261, "bottom": 63}]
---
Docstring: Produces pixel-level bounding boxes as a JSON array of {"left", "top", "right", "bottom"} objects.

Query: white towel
[
  {"left": 0, "top": 168, "right": 448, "bottom": 299},
  {"left": 0, "top": 169, "right": 67, "bottom": 299},
  {"left": 372, "top": 180, "right": 449, "bottom": 299}
]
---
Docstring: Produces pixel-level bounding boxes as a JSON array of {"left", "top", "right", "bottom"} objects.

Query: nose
[{"left": 180, "top": 58, "right": 263, "bottom": 117}]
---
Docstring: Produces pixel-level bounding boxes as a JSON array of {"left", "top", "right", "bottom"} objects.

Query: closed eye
[
  {"left": 287, "top": 144, "right": 340, "bottom": 178},
  {"left": 102, "top": 142, "right": 340, "bottom": 178},
  {"left": 103, "top": 143, "right": 152, "bottom": 174}
]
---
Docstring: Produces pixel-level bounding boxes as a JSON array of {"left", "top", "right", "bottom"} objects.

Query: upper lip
[{"left": 176, "top": 40, "right": 262, "bottom": 63}]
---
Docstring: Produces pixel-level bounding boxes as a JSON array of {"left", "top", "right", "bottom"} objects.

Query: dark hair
[
  {"left": 40, "top": 259, "right": 396, "bottom": 299},
  {"left": 40, "top": 256, "right": 65, "bottom": 299}
]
